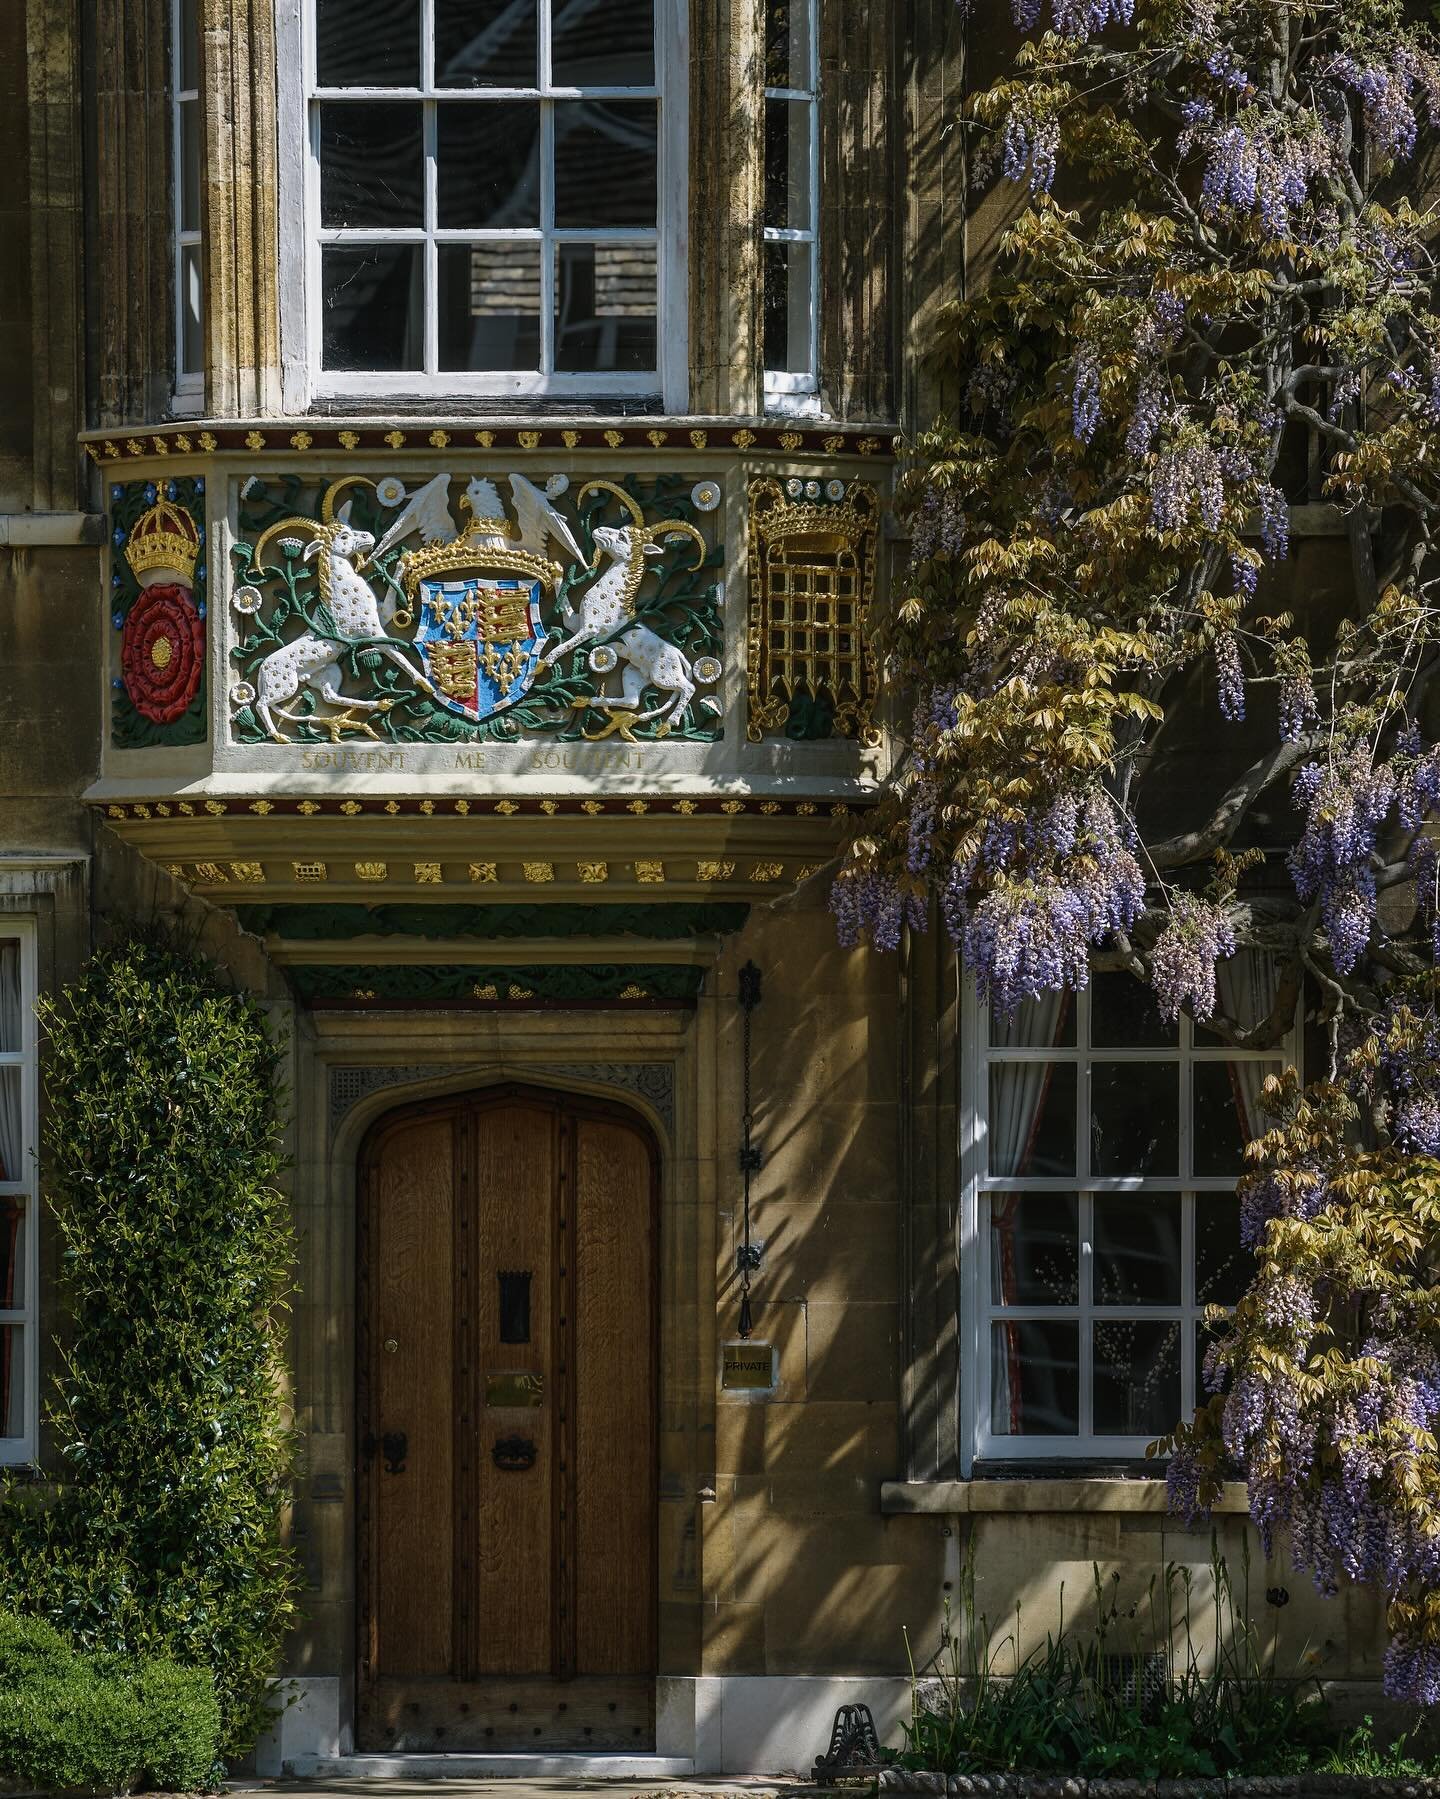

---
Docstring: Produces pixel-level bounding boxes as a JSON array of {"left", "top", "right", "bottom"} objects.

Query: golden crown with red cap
[{"left": 123, "top": 496, "right": 200, "bottom": 586}]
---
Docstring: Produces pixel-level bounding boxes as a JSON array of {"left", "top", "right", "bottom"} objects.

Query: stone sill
[
  {"left": 872, "top": 1777, "right": 1434, "bottom": 1796},
  {"left": 0, "top": 511, "right": 104, "bottom": 546},
  {"left": 879, "top": 1480, "right": 1250, "bottom": 1516}
]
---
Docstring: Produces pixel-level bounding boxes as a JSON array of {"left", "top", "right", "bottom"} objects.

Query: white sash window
[
  {"left": 303, "top": 0, "right": 685, "bottom": 403},
  {"left": 0, "top": 924, "right": 37, "bottom": 1464},
  {"left": 762, "top": 0, "right": 819, "bottom": 407},
  {"left": 172, "top": 0, "right": 204, "bottom": 402},
  {"left": 961, "top": 961, "right": 1295, "bottom": 1468}
]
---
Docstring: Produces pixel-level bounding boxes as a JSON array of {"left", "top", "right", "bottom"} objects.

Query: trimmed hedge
[
  {"left": 0, "top": 936, "right": 301, "bottom": 1766},
  {"left": 0, "top": 1609, "right": 219, "bottom": 1792}
]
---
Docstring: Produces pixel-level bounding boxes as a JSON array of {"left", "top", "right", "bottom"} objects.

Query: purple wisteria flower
[{"left": 1150, "top": 891, "right": 1237, "bottom": 1020}]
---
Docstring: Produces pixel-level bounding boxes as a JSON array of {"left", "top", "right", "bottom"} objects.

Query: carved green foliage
[
  {"left": 109, "top": 477, "right": 207, "bottom": 749},
  {"left": 229, "top": 473, "right": 724, "bottom": 745},
  {"left": 288, "top": 963, "right": 706, "bottom": 1002}
]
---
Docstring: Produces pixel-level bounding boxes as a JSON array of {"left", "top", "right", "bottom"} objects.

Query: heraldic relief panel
[
  {"left": 228, "top": 472, "right": 725, "bottom": 745},
  {"left": 110, "top": 477, "right": 208, "bottom": 747}
]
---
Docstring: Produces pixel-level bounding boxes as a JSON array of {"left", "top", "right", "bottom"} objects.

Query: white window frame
[
  {"left": 0, "top": 920, "right": 38, "bottom": 1466},
  {"left": 959, "top": 970, "right": 1298, "bottom": 1473},
  {"left": 762, "top": 0, "right": 819, "bottom": 410},
  {"left": 297, "top": 0, "right": 689, "bottom": 408},
  {"left": 172, "top": 0, "right": 204, "bottom": 409}
]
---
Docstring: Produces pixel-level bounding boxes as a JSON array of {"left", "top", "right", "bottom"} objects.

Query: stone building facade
[{"left": 0, "top": 0, "right": 1392, "bottom": 1779}]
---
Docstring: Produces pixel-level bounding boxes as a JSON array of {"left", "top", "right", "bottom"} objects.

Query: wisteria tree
[{"left": 835, "top": 0, "right": 1440, "bottom": 1702}]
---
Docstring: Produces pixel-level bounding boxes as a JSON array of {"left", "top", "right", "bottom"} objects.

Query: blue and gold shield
[{"left": 415, "top": 576, "right": 546, "bottom": 723}]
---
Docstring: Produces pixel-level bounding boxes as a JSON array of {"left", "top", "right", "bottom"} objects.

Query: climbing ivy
[{"left": 0, "top": 936, "right": 301, "bottom": 1764}]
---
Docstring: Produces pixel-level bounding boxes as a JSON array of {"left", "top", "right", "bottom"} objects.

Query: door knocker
[{"left": 492, "top": 1434, "right": 537, "bottom": 1472}]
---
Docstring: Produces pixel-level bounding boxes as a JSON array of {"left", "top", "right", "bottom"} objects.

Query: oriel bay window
[
  {"left": 310, "top": 0, "right": 679, "bottom": 398},
  {"left": 961, "top": 962, "right": 1294, "bottom": 1467},
  {"left": 0, "top": 924, "right": 36, "bottom": 1462}
]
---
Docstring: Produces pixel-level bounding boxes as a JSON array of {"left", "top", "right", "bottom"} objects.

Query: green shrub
[
  {"left": 0, "top": 1608, "right": 220, "bottom": 1792},
  {"left": 0, "top": 935, "right": 301, "bottom": 1764}
]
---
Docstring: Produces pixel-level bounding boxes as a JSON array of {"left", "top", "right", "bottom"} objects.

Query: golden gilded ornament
[
  {"left": 745, "top": 475, "right": 879, "bottom": 744},
  {"left": 123, "top": 495, "right": 200, "bottom": 586}
]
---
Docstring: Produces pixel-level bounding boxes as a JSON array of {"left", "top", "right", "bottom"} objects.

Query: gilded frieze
[{"left": 229, "top": 472, "right": 724, "bottom": 746}]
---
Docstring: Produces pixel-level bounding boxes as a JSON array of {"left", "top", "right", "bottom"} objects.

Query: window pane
[
  {"left": 435, "top": 0, "right": 538, "bottom": 87},
  {"left": 1089, "top": 971, "right": 1177, "bottom": 1048},
  {"left": 762, "top": 238, "right": 812, "bottom": 375},
  {"left": 1092, "top": 1194, "right": 1181, "bottom": 1306},
  {"left": 322, "top": 244, "right": 424, "bottom": 370},
  {"left": 179, "top": 0, "right": 201, "bottom": 90},
  {"left": 553, "top": 101, "right": 657, "bottom": 227},
  {"left": 0, "top": 1069, "right": 22, "bottom": 1186},
  {"left": 439, "top": 242, "right": 540, "bottom": 371},
  {"left": 989, "top": 1193, "right": 1078, "bottom": 1306},
  {"left": 765, "top": 0, "right": 811, "bottom": 90},
  {"left": 1195, "top": 948, "right": 1280, "bottom": 1044},
  {"left": 554, "top": 242, "right": 656, "bottom": 373},
  {"left": 1193, "top": 1059, "right": 1279, "bottom": 1176},
  {"left": 0, "top": 1327, "right": 21, "bottom": 1439},
  {"left": 1089, "top": 1061, "right": 1178, "bottom": 1176},
  {"left": 551, "top": 0, "right": 654, "bottom": 86},
  {"left": 180, "top": 244, "right": 204, "bottom": 376},
  {"left": 987, "top": 1062, "right": 1076, "bottom": 1177},
  {"left": 179, "top": 98, "right": 202, "bottom": 234},
  {"left": 764, "top": 97, "right": 812, "bottom": 231},
  {"left": 0, "top": 1201, "right": 23, "bottom": 1309},
  {"left": 991, "top": 1321, "right": 1079, "bottom": 1436},
  {"left": 315, "top": 0, "right": 420, "bottom": 86},
  {"left": 1196, "top": 1193, "right": 1248, "bottom": 1306},
  {"left": 990, "top": 989, "right": 1076, "bottom": 1048},
  {"left": 0, "top": 944, "right": 21, "bottom": 1053},
  {"left": 1093, "top": 1319, "right": 1180, "bottom": 1437},
  {"left": 320, "top": 102, "right": 423, "bottom": 228},
  {"left": 437, "top": 103, "right": 541, "bottom": 227}
]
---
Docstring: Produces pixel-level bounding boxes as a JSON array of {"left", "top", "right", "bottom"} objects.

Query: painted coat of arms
[
  {"left": 229, "top": 471, "right": 724, "bottom": 745},
  {"left": 416, "top": 578, "right": 546, "bottom": 724}
]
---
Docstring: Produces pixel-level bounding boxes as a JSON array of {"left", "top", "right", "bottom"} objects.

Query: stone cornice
[
  {"left": 91, "top": 791, "right": 860, "bottom": 906},
  {"left": 81, "top": 419, "right": 899, "bottom": 464}
]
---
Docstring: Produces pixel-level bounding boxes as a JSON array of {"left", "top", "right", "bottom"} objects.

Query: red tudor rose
[{"left": 120, "top": 583, "right": 204, "bottom": 724}]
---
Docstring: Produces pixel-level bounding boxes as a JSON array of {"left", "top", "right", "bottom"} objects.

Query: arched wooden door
[{"left": 356, "top": 1085, "right": 658, "bottom": 1751}]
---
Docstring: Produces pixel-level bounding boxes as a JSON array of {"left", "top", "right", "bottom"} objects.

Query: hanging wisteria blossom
[{"left": 847, "top": 0, "right": 1440, "bottom": 1703}]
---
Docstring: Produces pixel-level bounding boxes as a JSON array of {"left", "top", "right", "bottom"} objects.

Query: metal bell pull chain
[{"left": 736, "top": 961, "right": 763, "bottom": 1340}]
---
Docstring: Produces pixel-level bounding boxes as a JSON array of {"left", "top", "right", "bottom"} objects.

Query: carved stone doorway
[{"left": 356, "top": 1083, "right": 658, "bottom": 1751}]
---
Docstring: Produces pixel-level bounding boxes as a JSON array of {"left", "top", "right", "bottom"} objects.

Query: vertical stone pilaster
[
  {"left": 899, "top": 914, "right": 961, "bottom": 1483},
  {"left": 25, "top": 0, "right": 86, "bottom": 509},
  {"left": 689, "top": 0, "right": 764, "bottom": 418},
  {"left": 818, "top": 0, "right": 896, "bottom": 424},
  {"left": 201, "top": 0, "right": 282, "bottom": 417},
  {"left": 899, "top": 0, "right": 967, "bottom": 432},
  {"left": 91, "top": 0, "right": 170, "bottom": 429}
]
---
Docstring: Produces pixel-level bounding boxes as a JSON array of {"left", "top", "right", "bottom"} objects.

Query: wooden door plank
[
  {"left": 373, "top": 1113, "right": 455, "bottom": 1677},
  {"left": 573, "top": 1114, "right": 656, "bottom": 1675},
  {"left": 467, "top": 1096, "right": 556, "bottom": 1676}
]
